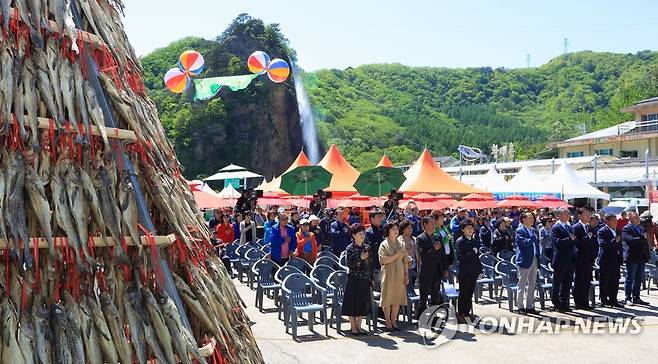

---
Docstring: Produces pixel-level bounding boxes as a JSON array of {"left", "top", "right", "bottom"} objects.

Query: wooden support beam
[
  {"left": 6, "top": 7, "right": 107, "bottom": 48},
  {"left": 0, "top": 234, "right": 176, "bottom": 249},
  {"left": 9, "top": 114, "right": 137, "bottom": 141}
]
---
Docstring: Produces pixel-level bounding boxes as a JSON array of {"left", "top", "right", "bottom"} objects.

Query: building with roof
[{"left": 549, "top": 97, "right": 658, "bottom": 159}]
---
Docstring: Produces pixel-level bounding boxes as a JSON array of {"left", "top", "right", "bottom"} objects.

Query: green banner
[
  {"left": 193, "top": 74, "right": 260, "bottom": 101},
  {"left": 224, "top": 178, "right": 241, "bottom": 188}
]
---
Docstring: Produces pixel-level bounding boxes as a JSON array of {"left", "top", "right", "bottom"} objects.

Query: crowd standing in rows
[{"left": 205, "top": 200, "right": 657, "bottom": 332}]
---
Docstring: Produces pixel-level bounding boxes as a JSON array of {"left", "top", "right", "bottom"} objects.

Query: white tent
[
  {"left": 204, "top": 164, "right": 262, "bottom": 181},
  {"left": 218, "top": 184, "right": 242, "bottom": 198},
  {"left": 547, "top": 162, "right": 610, "bottom": 200},
  {"left": 474, "top": 166, "right": 509, "bottom": 192},
  {"left": 188, "top": 180, "right": 220, "bottom": 196},
  {"left": 497, "top": 166, "right": 560, "bottom": 195}
]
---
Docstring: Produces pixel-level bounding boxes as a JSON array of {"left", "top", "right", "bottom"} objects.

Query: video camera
[
  {"left": 383, "top": 190, "right": 403, "bottom": 218},
  {"left": 236, "top": 188, "right": 263, "bottom": 213},
  {"left": 311, "top": 190, "right": 332, "bottom": 216}
]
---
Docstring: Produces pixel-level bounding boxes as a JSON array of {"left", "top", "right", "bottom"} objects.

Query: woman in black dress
[{"left": 342, "top": 223, "right": 373, "bottom": 335}]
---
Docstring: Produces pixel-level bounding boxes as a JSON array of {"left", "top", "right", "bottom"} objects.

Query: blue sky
[{"left": 123, "top": 0, "right": 658, "bottom": 71}]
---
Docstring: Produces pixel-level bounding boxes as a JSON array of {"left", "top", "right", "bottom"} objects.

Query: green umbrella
[
  {"left": 280, "top": 166, "right": 333, "bottom": 196},
  {"left": 353, "top": 166, "right": 406, "bottom": 197}
]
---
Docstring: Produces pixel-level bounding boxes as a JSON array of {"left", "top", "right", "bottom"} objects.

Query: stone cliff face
[{"left": 249, "top": 85, "right": 303, "bottom": 178}]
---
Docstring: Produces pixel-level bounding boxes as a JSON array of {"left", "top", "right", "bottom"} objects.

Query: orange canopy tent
[
  {"left": 318, "top": 144, "right": 360, "bottom": 196},
  {"left": 257, "top": 150, "right": 312, "bottom": 195},
  {"left": 399, "top": 149, "right": 484, "bottom": 195},
  {"left": 376, "top": 155, "right": 394, "bottom": 168}
]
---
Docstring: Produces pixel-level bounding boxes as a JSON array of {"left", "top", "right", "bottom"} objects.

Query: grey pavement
[{"left": 235, "top": 281, "right": 658, "bottom": 364}]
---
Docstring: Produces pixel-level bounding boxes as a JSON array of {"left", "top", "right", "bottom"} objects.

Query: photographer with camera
[{"left": 383, "top": 190, "right": 402, "bottom": 219}]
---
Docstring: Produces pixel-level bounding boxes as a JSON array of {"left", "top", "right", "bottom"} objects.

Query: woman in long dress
[
  {"left": 342, "top": 224, "right": 373, "bottom": 335},
  {"left": 378, "top": 221, "right": 409, "bottom": 331}
]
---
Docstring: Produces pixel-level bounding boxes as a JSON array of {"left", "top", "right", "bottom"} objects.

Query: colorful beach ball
[
  {"left": 248, "top": 51, "right": 271, "bottom": 74},
  {"left": 164, "top": 68, "right": 190, "bottom": 93},
  {"left": 267, "top": 58, "right": 290, "bottom": 83},
  {"left": 178, "top": 50, "right": 205, "bottom": 76}
]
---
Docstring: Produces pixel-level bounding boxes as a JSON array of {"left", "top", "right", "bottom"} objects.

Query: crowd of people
[{"left": 205, "top": 200, "right": 657, "bottom": 334}]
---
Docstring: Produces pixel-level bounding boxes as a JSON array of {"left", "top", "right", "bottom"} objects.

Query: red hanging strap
[{"left": 138, "top": 224, "right": 165, "bottom": 286}]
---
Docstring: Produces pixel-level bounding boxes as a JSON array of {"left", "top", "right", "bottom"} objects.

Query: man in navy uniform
[
  {"left": 330, "top": 208, "right": 351, "bottom": 256},
  {"left": 416, "top": 216, "right": 446, "bottom": 318},
  {"left": 365, "top": 210, "right": 385, "bottom": 270},
  {"left": 550, "top": 208, "right": 576, "bottom": 312},
  {"left": 572, "top": 208, "right": 597, "bottom": 310},
  {"left": 621, "top": 212, "right": 651, "bottom": 305},
  {"left": 597, "top": 213, "right": 624, "bottom": 308}
]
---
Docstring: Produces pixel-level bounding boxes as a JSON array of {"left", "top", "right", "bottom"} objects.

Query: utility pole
[{"left": 563, "top": 38, "right": 569, "bottom": 58}]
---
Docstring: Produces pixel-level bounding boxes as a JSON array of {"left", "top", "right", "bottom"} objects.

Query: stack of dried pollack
[{"left": 0, "top": 0, "right": 263, "bottom": 363}]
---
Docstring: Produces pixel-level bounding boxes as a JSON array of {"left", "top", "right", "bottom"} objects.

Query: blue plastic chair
[
  {"left": 310, "top": 264, "right": 336, "bottom": 300},
  {"left": 281, "top": 273, "right": 328, "bottom": 340},
  {"left": 245, "top": 249, "right": 267, "bottom": 288},
  {"left": 338, "top": 254, "right": 348, "bottom": 271},
  {"left": 236, "top": 245, "right": 252, "bottom": 282},
  {"left": 318, "top": 250, "right": 340, "bottom": 261},
  {"left": 646, "top": 263, "right": 657, "bottom": 295},
  {"left": 315, "top": 256, "right": 343, "bottom": 271},
  {"left": 403, "top": 281, "right": 420, "bottom": 323},
  {"left": 479, "top": 246, "right": 492, "bottom": 255},
  {"left": 287, "top": 257, "right": 313, "bottom": 275},
  {"left": 495, "top": 261, "right": 519, "bottom": 311},
  {"left": 474, "top": 271, "right": 495, "bottom": 304},
  {"left": 326, "top": 271, "right": 348, "bottom": 333},
  {"left": 276, "top": 266, "right": 304, "bottom": 321},
  {"left": 224, "top": 242, "right": 240, "bottom": 275},
  {"left": 442, "top": 281, "right": 459, "bottom": 309},
  {"left": 252, "top": 259, "right": 281, "bottom": 312},
  {"left": 497, "top": 249, "right": 515, "bottom": 262},
  {"left": 537, "top": 264, "right": 553, "bottom": 309}
]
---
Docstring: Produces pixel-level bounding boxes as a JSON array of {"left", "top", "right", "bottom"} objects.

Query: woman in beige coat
[{"left": 378, "top": 221, "right": 410, "bottom": 331}]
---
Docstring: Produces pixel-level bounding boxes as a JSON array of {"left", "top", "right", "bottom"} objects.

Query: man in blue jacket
[
  {"left": 330, "top": 208, "right": 351, "bottom": 256},
  {"left": 597, "top": 213, "right": 624, "bottom": 307},
  {"left": 550, "top": 208, "right": 576, "bottom": 312},
  {"left": 572, "top": 208, "right": 597, "bottom": 310},
  {"left": 515, "top": 212, "right": 541, "bottom": 314},
  {"left": 269, "top": 213, "right": 297, "bottom": 266},
  {"left": 621, "top": 212, "right": 650, "bottom": 305},
  {"left": 450, "top": 208, "right": 466, "bottom": 240}
]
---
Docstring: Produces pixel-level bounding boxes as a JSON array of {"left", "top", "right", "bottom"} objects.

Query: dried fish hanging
[{"left": 0, "top": 1, "right": 263, "bottom": 363}]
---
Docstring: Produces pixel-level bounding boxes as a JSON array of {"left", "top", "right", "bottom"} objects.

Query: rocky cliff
[{"left": 142, "top": 15, "right": 303, "bottom": 179}]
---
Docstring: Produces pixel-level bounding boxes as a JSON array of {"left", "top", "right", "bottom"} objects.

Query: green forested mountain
[
  {"left": 305, "top": 51, "right": 658, "bottom": 168},
  {"left": 142, "top": 15, "right": 658, "bottom": 176}
]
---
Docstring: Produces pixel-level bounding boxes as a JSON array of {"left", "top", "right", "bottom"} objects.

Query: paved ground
[{"left": 235, "top": 280, "right": 658, "bottom": 364}]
